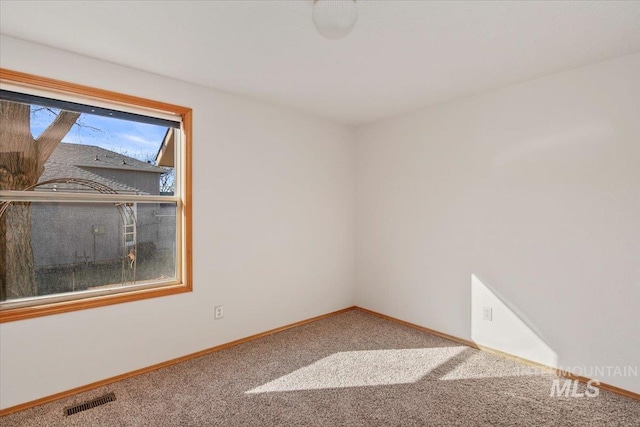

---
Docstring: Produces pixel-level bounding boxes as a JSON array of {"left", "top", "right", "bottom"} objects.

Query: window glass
[{"left": 0, "top": 72, "right": 191, "bottom": 319}]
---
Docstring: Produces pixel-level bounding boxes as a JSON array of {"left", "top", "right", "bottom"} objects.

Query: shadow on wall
[{"left": 471, "top": 274, "right": 557, "bottom": 368}]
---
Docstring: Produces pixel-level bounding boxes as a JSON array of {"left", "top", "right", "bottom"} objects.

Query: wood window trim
[{"left": 0, "top": 68, "right": 193, "bottom": 323}]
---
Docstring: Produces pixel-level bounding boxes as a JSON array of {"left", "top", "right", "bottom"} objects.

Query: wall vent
[{"left": 64, "top": 393, "right": 116, "bottom": 416}]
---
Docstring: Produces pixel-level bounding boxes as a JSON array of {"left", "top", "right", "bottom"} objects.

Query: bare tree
[
  {"left": 159, "top": 168, "right": 175, "bottom": 194},
  {"left": 0, "top": 101, "right": 79, "bottom": 300}
]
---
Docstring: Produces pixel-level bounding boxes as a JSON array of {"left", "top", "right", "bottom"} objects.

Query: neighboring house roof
[
  {"left": 155, "top": 128, "right": 175, "bottom": 167},
  {"left": 49, "top": 143, "right": 166, "bottom": 173},
  {"left": 38, "top": 161, "right": 141, "bottom": 194},
  {"left": 37, "top": 142, "right": 165, "bottom": 194}
]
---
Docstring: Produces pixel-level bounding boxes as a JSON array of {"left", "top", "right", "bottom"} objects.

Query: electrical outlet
[
  {"left": 482, "top": 307, "right": 492, "bottom": 321},
  {"left": 214, "top": 305, "right": 224, "bottom": 320}
]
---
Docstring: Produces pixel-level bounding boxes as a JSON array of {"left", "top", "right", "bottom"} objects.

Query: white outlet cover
[
  {"left": 214, "top": 305, "right": 224, "bottom": 319},
  {"left": 482, "top": 307, "right": 492, "bottom": 321}
]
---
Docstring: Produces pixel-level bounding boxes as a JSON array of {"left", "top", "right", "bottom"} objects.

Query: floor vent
[{"left": 64, "top": 393, "right": 116, "bottom": 416}]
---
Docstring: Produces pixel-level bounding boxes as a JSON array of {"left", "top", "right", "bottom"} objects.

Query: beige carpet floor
[{"left": 2, "top": 309, "right": 639, "bottom": 426}]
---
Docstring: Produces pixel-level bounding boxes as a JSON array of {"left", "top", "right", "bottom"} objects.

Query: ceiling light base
[{"left": 312, "top": 0, "right": 358, "bottom": 40}]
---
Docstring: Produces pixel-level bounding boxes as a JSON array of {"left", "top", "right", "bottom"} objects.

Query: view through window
[{"left": 0, "top": 71, "right": 191, "bottom": 319}]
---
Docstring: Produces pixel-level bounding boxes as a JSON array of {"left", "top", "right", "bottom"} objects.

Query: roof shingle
[
  {"left": 37, "top": 142, "right": 165, "bottom": 194},
  {"left": 48, "top": 143, "right": 166, "bottom": 173}
]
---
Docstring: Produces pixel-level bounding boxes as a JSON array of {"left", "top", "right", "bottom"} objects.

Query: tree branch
[{"left": 35, "top": 110, "right": 80, "bottom": 167}]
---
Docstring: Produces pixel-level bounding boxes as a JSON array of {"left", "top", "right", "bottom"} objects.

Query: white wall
[
  {"left": 0, "top": 36, "right": 356, "bottom": 410},
  {"left": 355, "top": 53, "right": 640, "bottom": 393}
]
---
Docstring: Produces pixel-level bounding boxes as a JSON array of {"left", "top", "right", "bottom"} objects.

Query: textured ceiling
[{"left": 1, "top": 1, "right": 639, "bottom": 125}]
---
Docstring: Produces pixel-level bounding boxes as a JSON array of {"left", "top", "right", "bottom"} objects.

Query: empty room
[{"left": 0, "top": 1, "right": 638, "bottom": 426}]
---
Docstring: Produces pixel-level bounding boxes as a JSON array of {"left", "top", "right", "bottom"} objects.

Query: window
[{"left": 0, "top": 69, "right": 192, "bottom": 322}]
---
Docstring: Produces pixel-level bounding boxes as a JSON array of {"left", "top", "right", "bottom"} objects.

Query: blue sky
[{"left": 30, "top": 106, "right": 168, "bottom": 162}]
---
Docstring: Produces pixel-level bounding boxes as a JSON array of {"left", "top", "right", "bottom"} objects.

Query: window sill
[{"left": 0, "top": 282, "right": 191, "bottom": 323}]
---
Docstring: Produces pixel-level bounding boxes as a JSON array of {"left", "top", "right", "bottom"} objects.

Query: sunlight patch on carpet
[
  {"left": 246, "top": 347, "right": 466, "bottom": 393},
  {"left": 439, "top": 351, "right": 551, "bottom": 380}
]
